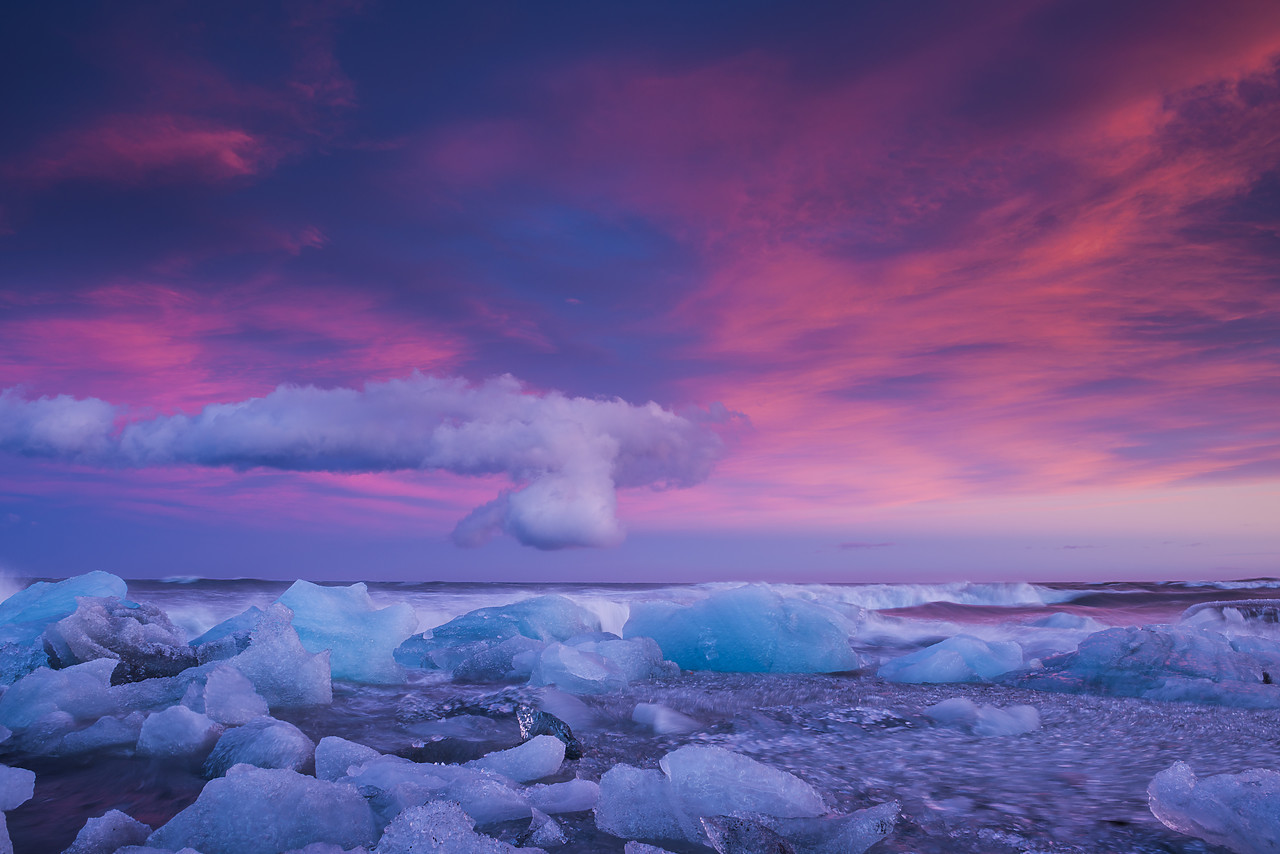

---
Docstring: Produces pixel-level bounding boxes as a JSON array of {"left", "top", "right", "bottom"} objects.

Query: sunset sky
[{"left": 2, "top": 0, "right": 1278, "bottom": 582}]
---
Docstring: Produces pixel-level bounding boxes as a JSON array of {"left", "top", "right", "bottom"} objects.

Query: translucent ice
[
  {"left": 137, "top": 705, "right": 222, "bottom": 759},
  {"left": 191, "top": 606, "right": 265, "bottom": 663},
  {"left": 878, "top": 634, "right": 1023, "bottom": 683},
  {"left": 529, "top": 643, "right": 628, "bottom": 694},
  {"left": 43, "top": 596, "right": 195, "bottom": 683},
  {"left": 373, "top": 801, "right": 541, "bottom": 854},
  {"left": 466, "top": 734, "right": 565, "bottom": 783},
  {"left": 0, "top": 571, "right": 127, "bottom": 644},
  {"left": 594, "top": 765, "right": 685, "bottom": 842},
  {"left": 342, "top": 754, "right": 532, "bottom": 826},
  {"left": 58, "top": 712, "right": 145, "bottom": 755},
  {"left": 624, "top": 844, "right": 678, "bottom": 854},
  {"left": 223, "top": 604, "right": 332, "bottom": 708},
  {"left": 525, "top": 809, "right": 566, "bottom": 847},
  {"left": 766, "top": 801, "right": 901, "bottom": 854},
  {"left": 569, "top": 635, "right": 676, "bottom": 683},
  {"left": 148, "top": 765, "right": 376, "bottom": 854},
  {"left": 277, "top": 581, "right": 417, "bottom": 684},
  {"left": 1149, "top": 761, "right": 1280, "bottom": 854},
  {"left": 0, "top": 764, "right": 34, "bottom": 811},
  {"left": 451, "top": 636, "right": 544, "bottom": 683},
  {"left": 632, "top": 703, "right": 701, "bottom": 735},
  {"left": 315, "top": 735, "right": 381, "bottom": 782},
  {"left": 64, "top": 809, "right": 152, "bottom": 854},
  {"left": 526, "top": 778, "right": 599, "bottom": 814},
  {"left": 924, "top": 698, "right": 1040, "bottom": 737},
  {"left": 624, "top": 586, "right": 862, "bottom": 673},
  {"left": 203, "top": 717, "right": 315, "bottom": 777},
  {"left": 201, "top": 663, "right": 269, "bottom": 725}
]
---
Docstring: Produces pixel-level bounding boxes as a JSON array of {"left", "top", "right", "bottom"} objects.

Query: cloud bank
[{"left": 0, "top": 375, "right": 731, "bottom": 550}]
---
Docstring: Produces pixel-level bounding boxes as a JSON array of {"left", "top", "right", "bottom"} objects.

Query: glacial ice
[
  {"left": 596, "top": 745, "right": 827, "bottom": 845},
  {"left": 43, "top": 596, "right": 195, "bottom": 683},
  {"left": 0, "top": 764, "right": 34, "bottom": 811},
  {"left": 342, "top": 754, "right": 532, "bottom": 825},
  {"left": 373, "top": 801, "right": 542, "bottom": 854},
  {"left": 451, "top": 635, "right": 544, "bottom": 683},
  {"left": 1148, "top": 761, "right": 1280, "bottom": 854},
  {"left": 763, "top": 801, "right": 901, "bottom": 854},
  {"left": 530, "top": 643, "right": 628, "bottom": 694},
  {"left": 191, "top": 606, "right": 265, "bottom": 662},
  {"left": 58, "top": 712, "right": 145, "bottom": 755},
  {"left": 315, "top": 735, "right": 381, "bottom": 782},
  {"left": 136, "top": 705, "right": 222, "bottom": 759},
  {"left": 222, "top": 604, "right": 332, "bottom": 708},
  {"left": 63, "top": 809, "right": 152, "bottom": 854},
  {"left": 0, "top": 571, "right": 127, "bottom": 644},
  {"left": 924, "top": 698, "right": 1041, "bottom": 736},
  {"left": 632, "top": 702, "right": 701, "bottom": 734},
  {"left": 203, "top": 716, "right": 315, "bottom": 777},
  {"left": 878, "top": 634, "right": 1023, "bottom": 683},
  {"left": 147, "top": 764, "right": 377, "bottom": 854},
  {"left": 277, "top": 581, "right": 418, "bottom": 684},
  {"left": 624, "top": 844, "right": 677, "bottom": 854},
  {"left": 526, "top": 778, "right": 600, "bottom": 814},
  {"left": 624, "top": 586, "right": 862, "bottom": 673},
  {"left": 200, "top": 663, "right": 270, "bottom": 725},
  {"left": 525, "top": 809, "right": 566, "bottom": 847},
  {"left": 465, "top": 734, "right": 565, "bottom": 783}
]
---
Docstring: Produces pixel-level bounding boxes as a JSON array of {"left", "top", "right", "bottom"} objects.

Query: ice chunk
[
  {"left": 878, "top": 634, "right": 1023, "bottom": 683},
  {"left": 632, "top": 703, "right": 700, "bottom": 735},
  {"left": 466, "top": 734, "right": 564, "bottom": 783},
  {"left": 570, "top": 635, "right": 677, "bottom": 683},
  {"left": 925, "top": 698, "right": 1041, "bottom": 736},
  {"left": 277, "top": 581, "right": 417, "bottom": 684},
  {"left": 524, "top": 809, "right": 566, "bottom": 848},
  {"left": 530, "top": 643, "right": 628, "bottom": 695},
  {"left": 203, "top": 717, "right": 315, "bottom": 777},
  {"left": 316, "top": 735, "right": 381, "bottom": 782},
  {"left": 343, "top": 754, "right": 532, "bottom": 826},
  {"left": 191, "top": 606, "right": 265, "bottom": 663},
  {"left": 63, "top": 809, "right": 152, "bottom": 854},
  {"left": 595, "top": 765, "right": 685, "bottom": 842},
  {"left": 201, "top": 663, "right": 269, "bottom": 725},
  {"left": 0, "top": 571, "right": 127, "bottom": 644},
  {"left": 767, "top": 801, "right": 901, "bottom": 854},
  {"left": 526, "top": 778, "right": 599, "bottom": 814},
  {"left": 624, "top": 844, "right": 678, "bottom": 854},
  {"left": 0, "top": 764, "right": 34, "bottom": 811},
  {"left": 148, "top": 765, "right": 376, "bottom": 854},
  {"left": 224, "top": 604, "right": 332, "bottom": 708},
  {"left": 373, "top": 801, "right": 540, "bottom": 854},
  {"left": 43, "top": 596, "right": 196, "bottom": 683},
  {"left": 58, "top": 712, "right": 145, "bottom": 755},
  {"left": 451, "top": 636, "right": 545, "bottom": 683},
  {"left": 624, "top": 586, "right": 862, "bottom": 673},
  {"left": 137, "top": 705, "right": 222, "bottom": 759},
  {"left": 1149, "top": 761, "right": 1280, "bottom": 854},
  {"left": 0, "top": 641, "right": 48, "bottom": 687},
  {"left": 701, "top": 815, "right": 795, "bottom": 853}
]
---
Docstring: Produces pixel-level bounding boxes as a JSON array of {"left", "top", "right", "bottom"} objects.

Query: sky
[{"left": 1, "top": 0, "right": 1278, "bottom": 583}]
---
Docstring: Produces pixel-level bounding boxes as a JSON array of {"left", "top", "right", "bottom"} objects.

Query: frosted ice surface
[
  {"left": 277, "top": 581, "right": 417, "bottom": 684},
  {"left": 595, "top": 765, "right": 686, "bottom": 842},
  {"left": 0, "top": 658, "right": 117, "bottom": 731},
  {"left": 526, "top": 778, "right": 599, "bottom": 814},
  {"left": 632, "top": 703, "right": 700, "bottom": 735},
  {"left": 768, "top": 801, "right": 901, "bottom": 854},
  {"left": 0, "top": 764, "right": 34, "bottom": 811},
  {"left": 530, "top": 643, "right": 628, "bottom": 694},
  {"left": 878, "top": 634, "right": 1022, "bottom": 683},
  {"left": 623, "top": 843, "right": 678, "bottom": 854},
  {"left": 525, "top": 809, "right": 565, "bottom": 847},
  {"left": 373, "top": 801, "right": 543, "bottom": 854},
  {"left": 58, "top": 712, "right": 145, "bottom": 755},
  {"left": 0, "top": 571, "right": 127, "bottom": 644},
  {"left": 925, "top": 698, "right": 1040, "bottom": 736},
  {"left": 283, "top": 845, "right": 370, "bottom": 854},
  {"left": 201, "top": 663, "right": 269, "bottom": 725},
  {"left": 191, "top": 606, "right": 265, "bottom": 662},
  {"left": 63, "top": 808, "right": 151, "bottom": 854},
  {"left": 149, "top": 765, "right": 375, "bottom": 854},
  {"left": 624, "top": 586, "right": 862, "bottom": 673},
  {"left": 1149, "top": 761, "right": 1280, "bottom": 854},
  {"left": 343, "top": 755, "right": 532, "bottom": 826},
  {"left": 701, "top": 815, "right": 795, "bottom": 853},
  {"left": 315, "top": 735, "right": 381, "bottom": 782},
  {"left": 451, "top": 635, "right": 544, "bottom": 683},
  {"left": 466, "top": 734, "right": 565, "bottom": 782},
  {"left": 137, "top": 705, "right": 222, "bottom": 759},
  {"left": 224, "top": 604, "right": 332, "bottom": 708},
  {"left": 203, "top": 716, "right": 315, "bottom": 777},
  {"left": 569, "top": 635, "right": 676, "bottom": 683},
  {"left": 43, "top": 597, "right": 195, "bottom": 682}
]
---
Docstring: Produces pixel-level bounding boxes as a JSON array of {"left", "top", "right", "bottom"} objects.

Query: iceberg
[
  {"left": 465, "top": 734, "right": 565, "bottom": 783},
  {"left": 624, "top": 586, "right": 862, "bottom": 673},
  {"left": 148, "top": 765, "right": 376, "bottom": 854},
  {"left": 63, "top": 809, "right": 152, "bottom": 854},
  {"left": 1149, "top": 761, "right": 1280, "bottom": 854},
  {"left": 0, "top": 571, "right": 127, "bottom": 644},
  {"left": 43, "top": 596, "right": 196, "bottom": 683},
  {"left": 136, "top": 705, "right": 222, "bottom": 759},
  {"left": 878, "top": 635, "right": 1023, "bottom": 683},
  {"left": 222, "top": 604, "right": 332, "bottom": 708},
  {"left": 203, "top": 717, "right": 315, "bottom": 777},
  {"left": 277, "top": 581, "right": 417, "bottom": 684}
]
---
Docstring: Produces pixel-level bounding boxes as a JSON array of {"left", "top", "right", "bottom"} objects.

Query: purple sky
[{"left": 1, "top": 0, "right": 1279, "bottom": 582}]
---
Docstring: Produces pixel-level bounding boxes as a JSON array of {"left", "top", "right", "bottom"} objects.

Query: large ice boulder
[
  {"left": 277, "top": 581, "right": 417, "bottom": 684},
  {"left": 203, "top": 717, "right": 315, "bottom": 777},
  {"left": 137, "top": 705, "right": 222, "bottom": 759},
  {"left": 43, "top": 597, "right": 196, "bottom": 683},
  {"left": 222, "top": 604, "right": 332, "bottom": 708},
  {"left": 316, "top": 735, "right": 381, "bottom": 782},
  {"left": 624, "top": 586, "right": 862, "bottom": 673},
  {"left": 596, "top": 745, "right": 827, "bottom": 845},
  {"left": 0, "top": 572, "right": 127, "bottom": 644},
  {"left": 1019, "top": 625, "right": 1280, "bottom": 707},
  {"left": 64, "top": 809, "right": 152, "bottom": 854},
  {"left": 148, "top": 764, "right": 376, "bottom": 854},
  {"left": 924, "top": 698, "right": 1040, "bottom": 737},
  {"left": 466, "top": 735, "right": 565, "bottom": 783},
  {"left": 374, "top": 801, "right": 542, "bottom": 854},
  {"left": 878, "top": 635, "right": 1023, "bottom": 683},
  {"left": 1149, "top": 761, "right": 1280, "bottom": 853}
]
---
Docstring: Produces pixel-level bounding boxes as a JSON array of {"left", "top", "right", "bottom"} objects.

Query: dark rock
[{"left": 516, "top": 704, "right": 583, "bottom": 760}]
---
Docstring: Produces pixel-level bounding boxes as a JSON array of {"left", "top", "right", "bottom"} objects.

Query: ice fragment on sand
[
  {"left": 877, "top": 634, "right": 1022, "bottom": 683},
  {"left": 701, "top": 815, "right": 795, "bottom": 853},
  {"left": 201, "top": 663, "right": 269, "bottom": 725},
  {"left": 925, "top": 698, "right": 1040, "bottom": 736},
  {"left": 203, "top": 717, "right": 315, "bottom": 777},
  {"left": 277, "top": 581, "right": 417, "bottom": 684},
  {"left": 315, "top": 735, "right": 381, "bottom": 782},
  {"left": 632, "top": 703, "right": 700, "bottom": 734},
  {"left": 526, "top": 779, "right": 599, "bottom": 814},
  {"left": 63, "top": 809, "right": 152, "bottom": 854},
  {"left": 1149, "top": 761, "right": 1280, "bottom": 854},
  {"left": 373, "top": 801, "right": 542, "bottom": 854},
  {"left": 624, "top": 585, "right": 862, "bottom": 673},
  {"left": 224, "top": 604, "right": 331, "bottom": 708},
  {"left": 466, "top": 734, "right": 564, "bottom": 782},
  {"left": 148, "top": 765, "right": 376, "bottom": 854},
  {"left": 137, "top": 705, "right": 222, "bottom": 759}
]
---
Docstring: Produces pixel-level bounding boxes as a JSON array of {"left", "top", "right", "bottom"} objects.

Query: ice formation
[
  {"left": 632, "top": 702, "right": 701, "bottom": 734},
  {"left": 136, "top": 704, "right": 222, "bottom": 759},
  {"left": 203, "top": 717, "right": 315, "bottom": 777},
  {"left": 0, "top": 763, "right": 34, "bottom": 854},
  {"left": 277, "top": 581, "right": 418, "bottom": 684},
  {"left": 43, "top": 596, "right": 195, "bottom": 683},
  {"left": 342, "top": 754, "right": 533, "bottom": 826},
  {"left": 200, "top": 663, "right": 270, "bottom": 725},
  {"left": 1148, "top": 761, "right": 1280, "bottom": 854},
  {"left": 0, "top": 571, "right": 127, "bottom": 643},
  {"left": 465, "top": 734, "right": 565, "bottom": 783},
  {"left": 373, "top": 801, "right": 542, "bottom": 854},
  {"left": 624, "top": 585, "right": 863, "bottom": 673},
  {"left": 924, "top": 698, "right": 1041, "bottom": 737},
  {"left": 315, "top": 735, "right": 381, "bottom": 782},
  {"left": 148, "top": 764, "right": 377, "bottom": 854},
  {"left": 63, "top": 809, "right": 152, "bottom": 854},
  {"left": 877, "top": 634, "right": 1023, "bottom": 683},
  {"left": 526, "top": 778, "right": 600, "bottom": 814},
  {"left": 219, "top": 604, "right": 332, "bottom": 708}
]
